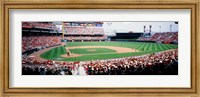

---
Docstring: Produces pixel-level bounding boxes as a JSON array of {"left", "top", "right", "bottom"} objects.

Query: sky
[
  {"left": 54, "top": 21, "right": 178, "bottom": 34},
  {"left": 102, "top": 22, "right": 178, "bottom": 33}
]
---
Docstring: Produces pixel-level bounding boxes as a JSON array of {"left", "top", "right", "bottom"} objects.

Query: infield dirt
[{"left": 61, "top": 46, "right": 138, "bottom": 58}]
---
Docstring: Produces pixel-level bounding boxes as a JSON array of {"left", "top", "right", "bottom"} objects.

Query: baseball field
[{"left": 39, "top": 41, "right": 178, "bottom": 61}]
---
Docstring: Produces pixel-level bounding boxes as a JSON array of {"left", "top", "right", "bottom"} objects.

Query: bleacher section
[
  {"left": 22, "top": 36, "right": 62, "bottom": 52},
  {"left": 22, "top": 22, "right": 62, "bottom": 53},
  {"left": 65, "top": 27, "right": 104, "bottom": 35},
  {"left": 22, "top": 22, "right": 57, "bottom": 30},
  {"left": 137, "top": 32, "right": 178, "bottom": 44},
  {"left": 64, "top": 27, "right": 106, "bottom": 41},
  {"left": 66, "top": 36, "right": 107, "bottom": 41}
]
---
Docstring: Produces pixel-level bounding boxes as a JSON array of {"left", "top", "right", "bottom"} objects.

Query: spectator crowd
[
  {"left": 65, "top": 27, "right": 104, "bottom": 35},
  {"left": 64, "top": 27, "right": 106, "bottom": 41},
  {"left": 22, "top": 22, "right": 57, "bottom": 30},
  {"left": 66, "top": 36, "right": 107, "bottom": 41},
  {"left": 22, "top": 36, "right": 62, "bottom": 52},
  {"left": 137, "top": 32, "right": 178, "bottom": 44},
  {"left": 22, "top": 49, "right": 178, "bottom": 75}
]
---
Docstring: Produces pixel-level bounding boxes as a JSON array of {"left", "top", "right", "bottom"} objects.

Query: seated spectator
[{"left": 22, "top": 49, "right": 178, "bottom": 75}]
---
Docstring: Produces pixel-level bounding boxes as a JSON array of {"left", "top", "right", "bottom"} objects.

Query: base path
[{"left": 61, "top": 46, "right": 138, "bottom": 58}]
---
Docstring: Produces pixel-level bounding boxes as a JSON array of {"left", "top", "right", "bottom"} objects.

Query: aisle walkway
[{"left": 72, "top": 64, "right": 87, "bottom": 75}]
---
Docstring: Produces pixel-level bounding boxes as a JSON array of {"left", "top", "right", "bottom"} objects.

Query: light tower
[
  {"left": 159, "top": 26, "right": 161, "bottom": 32},
  {"left": 144, "top": 25, "right": 146, "bottom": 37},
  {"left": 149, "top": 25, "right": 152, "bottom": 36},
  {"left": 170, "top": 25, "right": 172, "bottom": 32}
]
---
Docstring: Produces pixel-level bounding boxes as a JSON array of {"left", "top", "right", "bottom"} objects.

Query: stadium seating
[
  {"left": 22, "top": 49, "right": 178, "bottom": 75},
  {"left": 66, "top": 36, "right": 107, "bottom": 40},
  {"left": 64, "top": 27, "right": 106, "bottom": 41},
  {"left": 22, "top": 36, "right": 62, "bottom": 52},
  {"left": 22, "top": 22, "right": 57, "bottom": 30},
  {"left": 65, "top": 27, "right": 104, "bottom": 35},
  {"left": 137, "top": 32, "right": 178, "bottom": 44}
]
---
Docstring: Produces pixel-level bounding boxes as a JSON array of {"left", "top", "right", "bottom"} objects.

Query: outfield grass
[
  {"left": 40, "top": 42, "right": 178, "bottom": 61},
  {"left": 40, "top": 46, "right": 67, "bottom": 60},
  {"left": 69, "top": 48, "right": 116, "bottom": 54}
]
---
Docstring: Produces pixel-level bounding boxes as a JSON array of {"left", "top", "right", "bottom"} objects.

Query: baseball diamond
[{"left": 37, "top": 42, "right": 177, "bottom": 61}]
